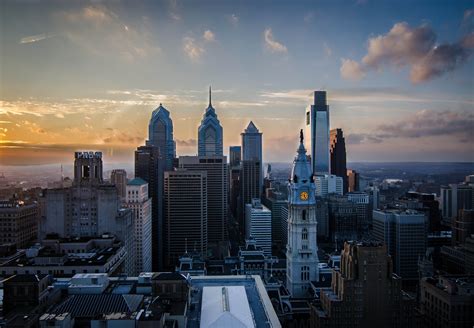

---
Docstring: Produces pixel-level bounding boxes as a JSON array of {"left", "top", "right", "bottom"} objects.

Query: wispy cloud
[
  {"left": 19, "top": 33, "right": 56, "bottom": 44},
  {"left": 203, "top": 29, "right": 215, "bottom": 42},
  {"left": 264, "top": 28, "right": 288, "bottom": 53},
  {"left": 347, "top": 110, "right": 474, "bottom": 144},
  {"left": 183, "top": 36, "right": 205, "bottom": 61},
  {"left": 228, "top": 14, "right": 239, "bottom": 26},
  {"left": 54, "top": 4, "right": 160, "bottom": 61},
  {"left": 340, "top": 21, "right": 474, "bottom": 83}
]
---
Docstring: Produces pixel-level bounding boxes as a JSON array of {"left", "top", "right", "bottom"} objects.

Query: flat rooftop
[{"left": 187, "top": 276, "right": 281, "bottom": 328}]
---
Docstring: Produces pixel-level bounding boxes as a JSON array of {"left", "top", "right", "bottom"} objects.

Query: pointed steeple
[{"left": 208, "top": 85, "right": 212, "bottom": 107}]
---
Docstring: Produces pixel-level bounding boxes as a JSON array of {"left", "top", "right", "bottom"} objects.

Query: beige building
[{"left": 0, "top": 200, "right": 38, "bottom": 248}]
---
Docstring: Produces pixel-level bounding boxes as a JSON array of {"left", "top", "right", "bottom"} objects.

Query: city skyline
[{"left": 1, "top": 0, "right": 473, "bottom": 166}]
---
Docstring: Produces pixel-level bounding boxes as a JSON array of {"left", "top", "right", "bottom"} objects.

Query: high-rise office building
[
  {"left": 262, "top": 188, "right": 288, "bottom": 251},
  {"left": 164, "top": 170, "right": 207, "bottom": 268},
  {"left": 110, "top": 169, "right": 127, "bottom": 201},
  {"left": 229, "top": 146, "right": 241, "bottom": 219},
  {"left": 440, "top": 182, "right": 473, "bottom": 221},
  {"left": 347, "top": 169, "right": 359, "bottom": 192},
  {"left": 0, "top": 200, "right": 38, "bottom": 248},
  {"left": 135, "top": 145, "right": 164, "bottom": 271},
  {"left": 229, "top": 146, "right": 241, "bottom": 167},
  {"left": 123, "top": 178, "right": 152, "bottom": 274},
  {"left": 373, "top": 209, "right": 427, "bottom": 280},
  {"left": 245, "top": 199, "right": 272, "bottom": 256},
  {"left": 179, "top": 156, "right": 228, "bottom": 243},
  {"left": 311, "top": 241, "right": 415, "bottom": 328},
  {"left": 330, "top": 128, "right": 348, "bottom": 193},
  {"left": 198, "top": 87, "right": 223, "bottom": 156},
  {"left": 314, "top": 174, "right": 343, "bottom": 197},
  {"left": 287, "top": 131, "right": 319, "bottom": 298},
  {"left": 305, "top": 91, "right": 329, "bottom": 175},
  {"left": 147, "top": 104, "right": 175, "bottom": 169},
  {"left": 240, "top": 122, "right": 263, "bottom": 218}
]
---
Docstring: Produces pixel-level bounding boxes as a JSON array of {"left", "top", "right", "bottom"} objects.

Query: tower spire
[{"left": 208, "top": 85, "right": 212, "bottom": 107}]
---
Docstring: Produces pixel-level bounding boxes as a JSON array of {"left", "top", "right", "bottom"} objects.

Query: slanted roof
[
  {"left": 200, "top": 286, "right": 255, "bottom": 328},
  {"left": 244, "top": 121, "right": 259, "bottom": 133},
  {"left": 51, "top": 294, "right": 143, "bottom": 318}
]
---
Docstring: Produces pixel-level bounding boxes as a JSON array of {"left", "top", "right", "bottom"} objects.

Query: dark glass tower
[{"left": 330, "top": 128, "right": 348, "bottom": 193}]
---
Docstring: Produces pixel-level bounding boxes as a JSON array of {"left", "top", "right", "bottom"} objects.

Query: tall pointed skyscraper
[
  {"left": 305, "top": 91, "right": 330, "bottom": 175},
  {"left": 287, "top": 130, "right": 319, "bottom": 297},
  {"left": 148, "top": 103, "right": 175, "bottom": 170},
  {"left": 198, "top": 86, "right": 223, "bottom": 156},
  {"left": 240, "top": 121, "right": 263, "bottom": 223}
]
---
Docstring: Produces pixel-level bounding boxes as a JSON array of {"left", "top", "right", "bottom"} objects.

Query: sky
[{"left": 0, "top": 0, "right": 473, "bottom": 166}]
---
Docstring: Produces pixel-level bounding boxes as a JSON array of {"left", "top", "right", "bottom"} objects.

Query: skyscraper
[
  {"left": 287, "top": 130, "right": 319, "bottom": 298},
  {"left": 229, "top": 146, "right": 242, "bottom": 218},
  {"left": 241, "top": 121, "right": 262, "bottom": 162},
  {"left": 305, "top": 91, "right": 330, "bottom": 175},
  {"left": 240, "top": 122, "right": 263, "bottom": 219},
  {"left": 311, "top": 241, "right": 415, "bottom": 328},
  {"left": 110, "top": 169, "right": 127, "bottom": 201},
  {"left": 245, "top": 199, "right": 272, "bottom": 256},
  {"left": 164, "top": 170, "right": 207, "bottom": 268},
  {"left": 123, "top": 178, "right": 152, "bottom": 274},
  {"left": 347, "top": 169, "right": 359, "bottom": 192},
  {"left": 330, "top": 128, "right": 348, "bottom": 193},
  {"left": 373, "top": 209, "right": 427, "bottom": 280},
  {"left": 147, "top": 104, "right": 175, "bottom": 170},
  {"left": 314, "top": 174, "right": 343, "bottom": 197},
  {"left": 229, "top": 146, "right": 241, "bottom": 167},
  {"left": 179, "top": 156, "right": 228, "bottom": 243},
  {"left": 135, "top": 145, "right": 164, "bottom": 271},
  {"left": 198, "top": 87, "right": 223, "bottom": 156}
]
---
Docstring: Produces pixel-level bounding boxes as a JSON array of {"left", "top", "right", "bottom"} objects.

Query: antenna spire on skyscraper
[{"left": 209, "top": 85, "right": 212, "bottom": 107}]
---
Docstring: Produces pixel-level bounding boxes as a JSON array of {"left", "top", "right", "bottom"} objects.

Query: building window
[
  {"left": 302, "top": 210, "right": 306, "bottom": 221},
  {"left": 301, "top": 266, "right": 310, "bottom": 281},
  {"left": 302, "top": 228, "right": 308, "bottom": 240}
]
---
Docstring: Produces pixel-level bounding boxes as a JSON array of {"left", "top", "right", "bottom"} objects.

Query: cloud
[
  {"left": 54, "top": 5, "right": 160, "bottom": 61},
  {"left": 183, "top": 37, "right": 204, "bottom": 61},
  {"left": 347, "top": 110, "right": 473, "bottom": 144},
  {"left": 340, "top": 59, "right": 365, "bottom": 80},
  {"left": 340, "top": 22, "right": 474, "bottom": 83},
  {"left": 102, "top": 130, "right": 144, "bottom": 145},
  {"left": 19, "top": 33, "right": 56, "bottom": 44},
  {"left": 264, "top": 28, "right": 288, "bottom": 53},
  {"left": 203, "top": 30, "right": 215, "bottom": 42},
  {"left": 323, "top": 42, "right": 332, "bottom": 57},
  {"left": 176, "top": 139, "right": 197, "bottom": 147},
  {"left": 228, "top": 14, "right": 239, "bottom": 26}
]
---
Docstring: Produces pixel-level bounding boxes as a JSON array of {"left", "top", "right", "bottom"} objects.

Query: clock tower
[{"left": 286, "top": 130, "right": 319, "bottom": 297}]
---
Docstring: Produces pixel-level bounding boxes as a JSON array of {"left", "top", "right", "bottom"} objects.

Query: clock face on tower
[{"left": 300, "top": 191, "right": 309, "bottom": 201}]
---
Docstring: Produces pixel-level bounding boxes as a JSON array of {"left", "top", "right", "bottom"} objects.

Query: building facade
[
  {"left": 330, "top": 128, "right": 348, "bottom": 193},
  {"left": 286, "top": 131, "right": 319, "bottom": 298},
  {"left": 373, "top": 209, "right": 427, "bottom": 280},
  {"left": 179, "top": 156, "right": 228, "bottom": 243},
  {"left": 164, "top": 170, "right": 207, "bottom": 268},
  {"left": 123, "top": 178, "right": 152, "bottom": 274},
  {"left": 305, "top": 91, "right": 330, "bottom": 175},
  {"left": 245, "top": 199, "right": 272, "bottom": 256},
  {"left": 147, "top": 104, "right": 175, "bottom": 169},
  {"left": 198, "top": 87, "right": 223, "bottom": 156},
  {"left": 315, "top": 174, "right": 343, "bottom": 197},
  {"left": 0, "top": 200, "right": 38, "bottom": 248},
  {"left": 110, "top": 169, "right": 127, "bottom": 201},
  {"left": 134, "top": 145, "right": 164, "bottom": 271}
]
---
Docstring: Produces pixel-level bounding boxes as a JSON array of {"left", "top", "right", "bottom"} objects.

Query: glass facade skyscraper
[
  {"left": 305, "top": 91, "right": 330, "bottom": 175},
  {"left": 148, "top": 103, "right": 175, "bottom": 170},
  {"left": 198, "top": 87, "right": 223, "bottom": 156}
]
